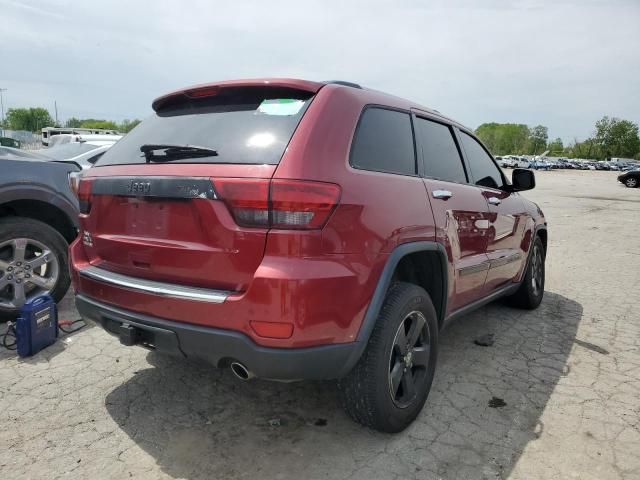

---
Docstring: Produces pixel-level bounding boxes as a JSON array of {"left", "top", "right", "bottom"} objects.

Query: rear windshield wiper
[{"left": 140, "top": 144, "right": 219, "bottom": 162}]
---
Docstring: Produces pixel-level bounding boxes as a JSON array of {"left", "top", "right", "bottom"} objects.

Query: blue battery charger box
[{"left": 16, "top": 295, "right": 58, "bottom": 357}]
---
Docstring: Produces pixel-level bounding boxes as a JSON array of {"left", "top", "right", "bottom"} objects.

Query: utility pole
[
  {"left": 0, "top": 88, "right": 6, "bottom": 137},
  {"left": 54, "top": 100, "right": 58, "bottom": 126}
]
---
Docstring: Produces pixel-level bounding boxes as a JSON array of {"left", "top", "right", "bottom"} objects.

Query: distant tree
[
  {"left": 475, "top": 123, "right": 529, "bottom": 155},
  {"left": 65, "top": 117, "right": 83, "bottom": 128},
  {"left": 475, "top": 123, "right": 500, "bottom": 152},
  {"left": 547, "top": 137, "right": 564, "bottom": 156},
  {"left": 593, "top": 116, "right": 640, "bottom": 159},
  {"left": 5, "top": 107, "right": 54, "bottom": 132},
  {"left": 527, "top": 125, "right": 548, "bottom": 155},
  {"left": 565, "top": 138, "right": 594, "bottom": 159},
  {"left": 79, "top": 119, "right": 120, "bottom": 130},
  {"left": 61, "top": 117, "right": 142, "bottom": 133},
  {"left": 118, "top": 119, "right": 141, "bottom": 133}
]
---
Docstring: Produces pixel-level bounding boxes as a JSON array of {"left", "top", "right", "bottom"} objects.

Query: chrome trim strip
[
  {"left": 79, "top": 266, "right": 230, "bottom": 303},
  {"left": 458, "top": 262, "right": 490, "bottom": 277},
  {"left": 489, "top": 253, "right": 522, "bottom": 269}
]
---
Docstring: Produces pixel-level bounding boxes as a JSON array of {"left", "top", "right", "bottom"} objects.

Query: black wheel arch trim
[
  {"left": 533, "top": 224, "right": 547, "bottom": 252},
  {"left": 339, "top": 241, "right": 448, "bottom": 377},
  {"left": 0, "top": 184, "right": 79, "bottom": 229},
  {"left": 343, "top": 227, "right": 547, "bottom": 376}
]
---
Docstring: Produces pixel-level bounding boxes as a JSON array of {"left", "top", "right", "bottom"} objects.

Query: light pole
[{"left": 0, "top": 88, "right": 6, "bottom": 137}]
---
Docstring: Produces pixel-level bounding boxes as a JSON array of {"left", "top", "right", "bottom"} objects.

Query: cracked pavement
[{"left": 1, "top": 170, "right": 639, "bottom": 479}]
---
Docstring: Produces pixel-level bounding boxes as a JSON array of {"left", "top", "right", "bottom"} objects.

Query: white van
[
  {"left": 48, "top": 133, "right": 123, "bottom": 147},
  {"left": 41, "top": 127, "right": 121, "bottom": 146}
]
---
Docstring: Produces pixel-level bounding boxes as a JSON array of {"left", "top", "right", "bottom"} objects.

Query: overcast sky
[{"left": 1, "top": 0, "right": 638, "bottom": 142}]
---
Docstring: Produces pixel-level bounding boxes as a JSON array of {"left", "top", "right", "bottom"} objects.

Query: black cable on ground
[
  {"left": 58, "top": 319, "right": 87, "bottom": 334},
  {"left": 1, "top": 323, "right": 17, "bottom": 350}
]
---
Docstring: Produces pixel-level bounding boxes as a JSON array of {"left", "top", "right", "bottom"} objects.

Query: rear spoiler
[
  {"left": 151, "top": 78, "right": 325, "bottom": 112},
  {"left": 51, "top": 160, "right": 82, "bottom": 171}
]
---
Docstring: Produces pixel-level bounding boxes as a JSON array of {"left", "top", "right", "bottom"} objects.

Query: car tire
[
  {"left": 624, "top": 177, "right": 638, "bottom": 188},
  {"left": 0, "top": 217, "right": 71, "bottom": 321},
  {"left": 338, "top": 282, "right": 438, "bottom": 433},
  {"left": 507, "top": 236, "right": 545, "bottom": 310}
]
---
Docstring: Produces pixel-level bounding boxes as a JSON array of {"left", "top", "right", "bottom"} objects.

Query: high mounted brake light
[
  {"left": 184, "top": 86, "right": 221, "bottom": 98},
  {"left": 212, "top": 178, "right": 340, "bottom": 230}
]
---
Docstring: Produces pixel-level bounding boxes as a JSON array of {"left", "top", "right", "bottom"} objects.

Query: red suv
[{"left": 70, "top": 79, "right": 547, "bottom": 432}]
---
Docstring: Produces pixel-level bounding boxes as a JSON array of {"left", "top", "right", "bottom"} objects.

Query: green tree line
[
  {"left": 1, "top": 107, "right": 141, "bottom": 134},
  {"left": 476, "top": 116, "right": 640, "bottom": 160}
]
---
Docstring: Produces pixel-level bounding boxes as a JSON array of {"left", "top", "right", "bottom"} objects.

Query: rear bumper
[
  {"left": 76, "top": 294, "right": 360, "bottom": 380},
  {"left": 70, "top": 237, "right": 384, "bottom": 348}
]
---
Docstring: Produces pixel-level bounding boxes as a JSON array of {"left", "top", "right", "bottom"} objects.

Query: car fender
[
  {"left": 337, "top": 241, "right": 448, "bottom": 377},
  {"left": 0, "top": 182, "right": 79, "bottom": 228}
]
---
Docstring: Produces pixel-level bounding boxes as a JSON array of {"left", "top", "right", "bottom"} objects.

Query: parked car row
[
  {"left": 496, "top": 155, "right": 637, "bottom": 171},
  {"left": 496, "top": 156, "right": 555, "bottom": 170}
]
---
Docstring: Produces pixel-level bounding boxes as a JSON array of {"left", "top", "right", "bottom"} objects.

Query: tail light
[
  {"left": 212, "top": 178, "right": 340, "bottom": 230},
  {"left": 213, "top": 179, "right": 270, "bottom": 227},
  {"left": 77, "top": 178, "right": 94, "bottom": 214}
]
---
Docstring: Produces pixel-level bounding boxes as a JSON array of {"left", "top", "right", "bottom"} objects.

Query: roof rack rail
[{"left": 323, "top": 80, "right": 362, "bottom": 89}]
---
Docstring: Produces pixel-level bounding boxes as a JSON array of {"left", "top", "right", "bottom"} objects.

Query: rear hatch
[{"left": 78, "top": 83, "right": 322, "bottom": 292}]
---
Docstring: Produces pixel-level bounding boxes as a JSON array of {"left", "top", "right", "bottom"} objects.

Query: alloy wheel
[
  {"left": 388, "top": 311, "right": 431, "bottom": 408},
  {"left": 0, "top": 238, "right": 59, "bottom": 309}
]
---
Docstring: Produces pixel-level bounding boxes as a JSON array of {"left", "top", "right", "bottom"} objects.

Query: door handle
[
  {"left": 488, "top": 196, "right": 501, "bottom": 206},
  {"left": 432, "top": 190, "right": 453, "bottom": 200}
]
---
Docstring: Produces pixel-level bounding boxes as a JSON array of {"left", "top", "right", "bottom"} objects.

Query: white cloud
[{"left": 1, "top": 0, "right": 638, "bottom": 141}]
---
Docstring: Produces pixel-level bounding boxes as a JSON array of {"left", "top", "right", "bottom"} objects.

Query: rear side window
[
  {"left": 88, "top": 152, "right": 105, "bottom": 165},
  {"left": 414, "top": 117, "right": 467, "bottom": 183},
  {"left": 350, "top": 108, "right": 416, "bottom": 176},
  {"left": 459, "top": 132, "right": 504, "bottom": 189},
  {"left": 95, "top": 87, "right": 314, "bottom": 166}
]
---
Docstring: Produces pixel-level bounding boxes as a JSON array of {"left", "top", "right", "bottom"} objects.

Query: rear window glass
[
  {"left": 350, "top": 107, "right": 416, "bottom": 176},
  {"left": 95, "top": 87, "right": 314, "bottom": 166}
]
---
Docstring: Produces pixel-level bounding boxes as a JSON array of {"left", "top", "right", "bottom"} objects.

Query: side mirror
[{"left": 511, "top": 168, "right": 535, "bottom": 191}]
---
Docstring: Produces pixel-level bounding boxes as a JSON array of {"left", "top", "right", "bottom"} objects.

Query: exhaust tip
[{"left": 230, "top": 361, "right": 253, "bottom": 380}]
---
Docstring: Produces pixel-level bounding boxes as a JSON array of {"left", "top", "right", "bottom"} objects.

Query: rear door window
[
  {"left": 350, "top": 107, "right": 416, "bottom": 176},
  {"left": 414, "top": 117, "right": 467, "bottom": 183},
  {"left": 459, "top": 131, "right": 505, "bottom": 189},
  {"left": 95, "top": 87, "right": 314, "bottom": 166}
]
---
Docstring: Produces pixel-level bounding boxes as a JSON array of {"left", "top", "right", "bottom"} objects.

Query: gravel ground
[{"left": 1, "top": 170, "right": 639, "bottom": 480}]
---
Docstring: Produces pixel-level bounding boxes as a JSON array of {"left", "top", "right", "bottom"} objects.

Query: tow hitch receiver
[{"left": 118, "top": 323, "right": 139, "bottom": 346}]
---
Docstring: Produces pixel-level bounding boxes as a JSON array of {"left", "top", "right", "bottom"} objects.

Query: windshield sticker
[{"left": 257, "top": 99, "right": 305, "bottom": 116}]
